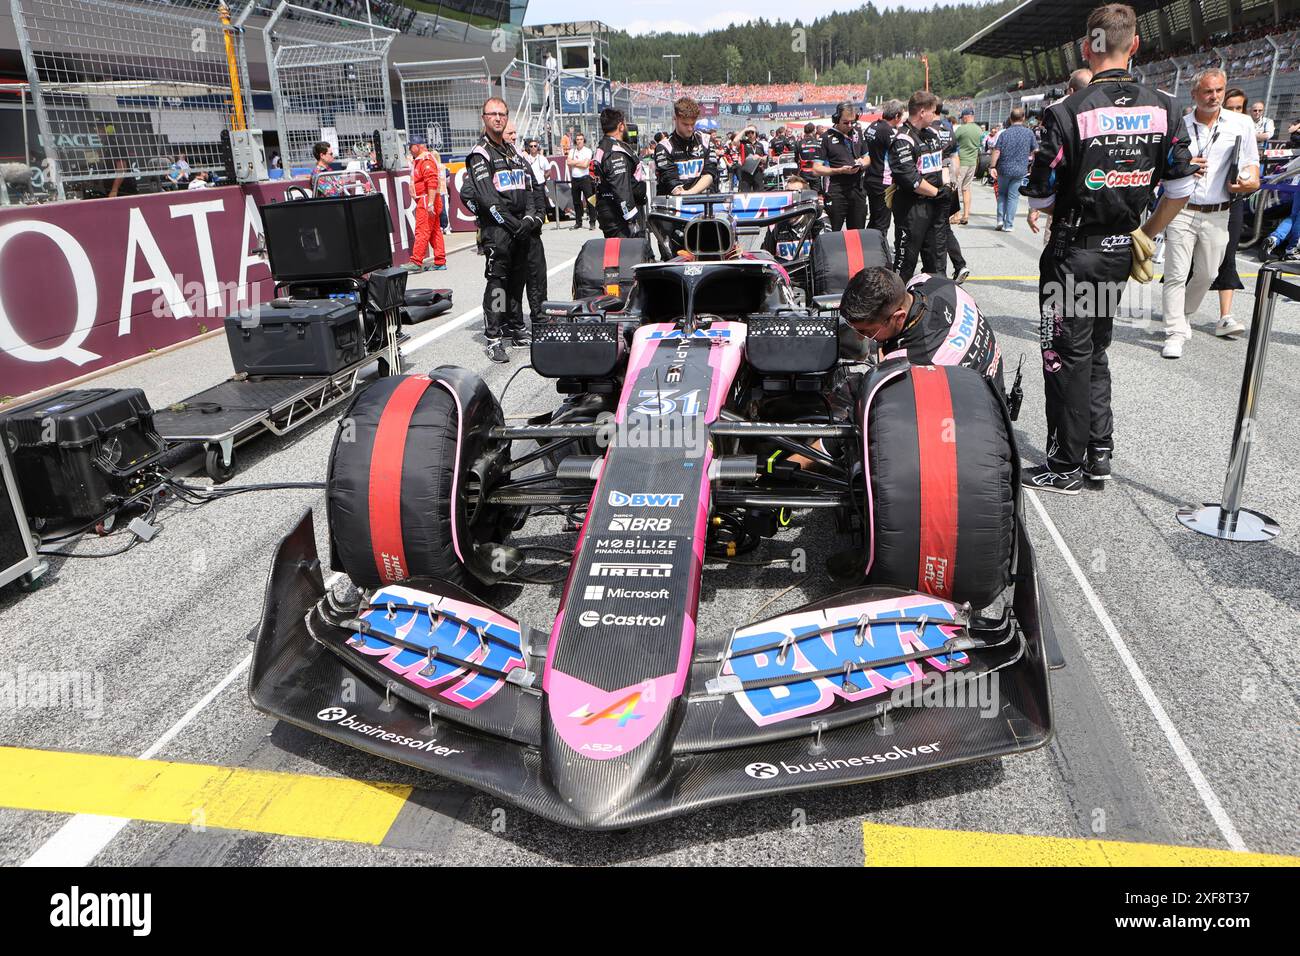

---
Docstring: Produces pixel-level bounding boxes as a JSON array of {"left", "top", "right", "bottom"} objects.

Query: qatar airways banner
[{"left": 0, "top": 171, "right": 449, "bottom": 398}]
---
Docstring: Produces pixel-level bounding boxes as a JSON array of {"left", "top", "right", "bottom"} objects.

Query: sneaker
[
  {"left": 1161, "top": 337, "right": 1184, "bottom": 359},
  {"left": 1084, "top": 447, "right": 1112, "bottom": 482},
  {"left": 425, "top": 263, "right": 447, "bottom": 271},
  {"left": 1214, "top": 316, "right": 1246, "bottom": 337},
  {"left": 953, "top": 266, "right": 971, "bottom": 285},
  {"left": 400, "top": 262, "right": 422, "bottom": 272},
  {"left": 573, "top": 222, "right": 585, "bottom": 230},
  {"left": 1262, "top": 236, "right": 1280, "bottom": 258},
  {"left": 1286, "top": 247, "right": 1300, "bottom": 262},
  {"left": 588, "top": 221, "right": 596, "bottom": 230},
  {"left": 1023, "top": 464, "right": 1083, "bottom": 495},
  {"left": 485, "top": 339, "right": 509, "bottom": 364},
  {"left": 510, "top": 332, "right": 532, "bottom": 349}
]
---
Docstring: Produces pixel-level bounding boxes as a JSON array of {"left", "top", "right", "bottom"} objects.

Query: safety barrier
[
  {"left": 263, "top": 0, "right": 397, "bottom": 169},
  {"left": 11, "top": 0, "right": 258, "bottom": 198}
]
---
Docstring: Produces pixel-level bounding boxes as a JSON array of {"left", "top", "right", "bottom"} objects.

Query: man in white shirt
[
  {"left": 186, "top": 170, "right": 210, "bottom": 189},
  {"left": 1161, "top": 69, "right": 1260, "bottom": 358},
  {"left": 1251, "top": 101, "right": 1274, "bottom": 144},
  {"left": 567, "top": 132, "right": 595, "bottom": 230},
  {"left": 524, "top": 138, "right": 554, "bottom": 220}
]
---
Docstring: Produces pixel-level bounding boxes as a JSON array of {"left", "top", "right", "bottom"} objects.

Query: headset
[{"left": 832, "top": 101, "right": 857, "bottom": 125}]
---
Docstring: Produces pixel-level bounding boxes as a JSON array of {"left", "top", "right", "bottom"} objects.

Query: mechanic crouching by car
[
  {"left": 815, "top": 102, "right": 869, "bottom": 231},
  {"left": 1020, "top": 2, "right": 1196, "bottom": 494},
  {"left": 840, "top": 266, "right": 1002, "bottom": 385},
  {"left": 593, "top": 107, "right": 647, "bottom": 237},
  {"left": 463, "top": 96, "right": 543, "bottom": 364},
  {"left": 889, "top": 90, "right": 955, "bottom": 281}
]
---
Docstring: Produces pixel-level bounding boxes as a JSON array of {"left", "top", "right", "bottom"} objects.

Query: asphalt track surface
[{"left": 2, "top": 190, "right": 1298, "bottom": 867}]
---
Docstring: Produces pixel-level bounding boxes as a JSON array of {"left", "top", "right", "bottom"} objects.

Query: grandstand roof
[{"left": 957, "top": 0, "right": 1168, "bottom": 58}]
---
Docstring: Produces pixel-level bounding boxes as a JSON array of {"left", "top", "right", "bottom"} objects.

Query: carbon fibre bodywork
[{"left": 249, "top": 507, "right": 1054, "bottom": 830}]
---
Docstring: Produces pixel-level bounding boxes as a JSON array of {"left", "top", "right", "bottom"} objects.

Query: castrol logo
[{"left": 1085, "top": 168, "right": 1154, "bottom": 190}]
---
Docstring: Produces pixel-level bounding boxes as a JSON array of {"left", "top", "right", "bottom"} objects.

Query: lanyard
[{"left": 1189, "top": 113, "right": 1222, "bottom": 157}]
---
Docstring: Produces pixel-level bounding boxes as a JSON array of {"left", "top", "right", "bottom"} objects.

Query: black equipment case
[
  {"left": 260, "top": 193, "right": 391, "bottom": 280},
  {"left": 225, "top": 299, "right": 366, "bottom": 376},
  {"left": 811, "top": 227, "right": 891, "bottom": 295},
  {"left": 0, "top": 388, "right": 165, "bottom": 521}
]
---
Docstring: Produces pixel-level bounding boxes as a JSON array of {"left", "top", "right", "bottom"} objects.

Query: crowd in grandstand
[{"left": 624, "top": 82, "right": 868, "bottom": 105}]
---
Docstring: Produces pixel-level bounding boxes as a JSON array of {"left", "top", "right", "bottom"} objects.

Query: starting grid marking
[
  {"left": 862, "top": 823, "right": 1299, "bottom": 867},
  {"left": 4, "top": 745, "right": 1298, "bottom": 866}
]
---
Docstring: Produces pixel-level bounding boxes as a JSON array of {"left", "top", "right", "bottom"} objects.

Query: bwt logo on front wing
[
  {"left": 578, "top": 610, "right": 667, "bottom": 627},
  {"left": 589, "top": 562, "right": 673, "bottom": 577},
  {"left": 607, "top": 490, "right": 683, "bottom": 508}
]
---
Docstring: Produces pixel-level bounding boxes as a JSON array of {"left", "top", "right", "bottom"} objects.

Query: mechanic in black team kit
[
  {"left": 889, "top": 90, "right": 955, "bottom": 280},
  {"left": 1020, "top": 3, "right": 1196, "bottom": 494},
  {"left": 863, "top": 100, "right": 904, "bottom": 233},
  {"left": 815, "top": 101, "right": 870, "bottom": 231},
  {"left": 463, "top": 96, "right": 543, "bottom": 364},
  {"left": 840, "top": 265, "right": 1001, "bottom": 384},
  {"left": 933, "top": 102, "right": 971, "bottom": 284},
  {"left": 593, "top": 107, "right": 647, "bottom": 237},
  {"left": 795, "top": 123, "right": 824, "bottom": 196},
  {"left": 654, "top": 97, "right": 718, "bottom": 197}
]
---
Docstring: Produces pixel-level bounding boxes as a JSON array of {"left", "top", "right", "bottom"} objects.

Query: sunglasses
[{"left": 483, "top": 111, "right": 508, "bottom": 118}]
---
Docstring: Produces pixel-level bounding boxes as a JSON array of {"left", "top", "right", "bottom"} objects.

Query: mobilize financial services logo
[
  {"left": 315, "top": 708, "right": 461, "bottom": 756},
  {"left": 607, "top": 490, "right": 683, "bottom": 508},
  {"left": 1085, "top": 168, "right": 1153, "bottom": 190}
]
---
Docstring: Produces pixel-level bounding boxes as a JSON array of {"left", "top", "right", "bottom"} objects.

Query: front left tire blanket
[{"left": 326, "top": 368, "right": 505, "bottom": 589}]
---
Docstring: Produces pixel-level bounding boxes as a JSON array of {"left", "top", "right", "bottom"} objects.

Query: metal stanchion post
[{"left": 1177, "top": 262, "right": 1295, "bottom": 541}]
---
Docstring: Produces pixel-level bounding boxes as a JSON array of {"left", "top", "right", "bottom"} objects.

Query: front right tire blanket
[
  {"left": 326, "top": 368, "right": 510, "bottom": 589},
  {"left": 858, "top": 361, "right": 1018, "bottom": 610}
]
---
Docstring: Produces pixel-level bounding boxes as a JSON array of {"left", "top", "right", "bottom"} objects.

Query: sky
[{"left": 521, "top": 0, "right": 947, "bottom": 36}]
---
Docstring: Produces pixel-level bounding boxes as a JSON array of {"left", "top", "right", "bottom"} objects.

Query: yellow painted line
[
  {"left": 0, "top": 747, "right": 412, "bottom": 845},
  {"left": 863, "top": 822, "right": 1300, "bottom": 867}
]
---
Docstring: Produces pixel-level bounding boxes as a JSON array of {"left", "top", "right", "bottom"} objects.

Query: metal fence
[
  {"left": 263, "top": 0, "right": 397, "bottom": 169},
  {"left": 500, "top": 58, "right": 549, "bottom": 146},
  {"left": 11, "top": 0, "right": 258, "bottom": 197},
  {"left": 395, "top": 58, "right": 492, "bottom": 159},
  {"left": 611, "top": 84, "right": 673, "bottom": 137}
]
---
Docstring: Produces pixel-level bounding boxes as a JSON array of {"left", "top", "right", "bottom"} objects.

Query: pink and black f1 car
[{"left": 249, "top": 196, "right": 1057, "bottom": 829}]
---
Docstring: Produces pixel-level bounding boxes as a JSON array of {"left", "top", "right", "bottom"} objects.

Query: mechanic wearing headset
[
  {"left": 888, "top": 89, "right": 955, "bottom": 280},
  {"left": 1020, "top": 2, "right": 1196, "bottom": 494},
  {"left": 839, "top": 265, "right": 1002, "bottom": 386},
  {"left": 814, "top": 101, "right": 870, "bottom": 231},
  {"left": 593, "top": 107, "right": 647, "bottom": 237},
  {"left": 654, "top": 97, "right": 718, "bottom": 196},
  {"left": 462, "top": 96, "right": 543, "bottom": 364}
]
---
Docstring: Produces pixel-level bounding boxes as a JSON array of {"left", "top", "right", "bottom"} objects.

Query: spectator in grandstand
[
  {"left": 107, "top": 158, "right": 137, "bottom": 199},
  {"left": 1209, "top": 88, "right": 1257, "bottom": 330},
  {"left": 269, "top": 151, "right": 282, "bottom": 171},
  {"left": 953, "top": 108, "right": 983, "bottom": 226},
  {"left": 312, "top": 141, "right": 336, "bottom": 175},
  {"left": 1161, "top": 68, "right": 1259, "bottom": 357},
  {"left": 166, "top": 153, "right": 190, "bottom": 189},
  {"left": 988, "top": 109, "right": 1036, "bottom": 231},
  {"left": 568, "top": 132, "right": 596, "bottom": 230},
  {"left": 1251, "top": 101, "right": 1274, "bottom": 143},
  {"left": 187, "top": 170, "right": 211, "bottom": 190}
]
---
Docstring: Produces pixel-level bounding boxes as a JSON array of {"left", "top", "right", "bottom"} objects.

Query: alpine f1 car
[{"left": 249, "top": 196, "right": 1057, "bottom": 829}]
